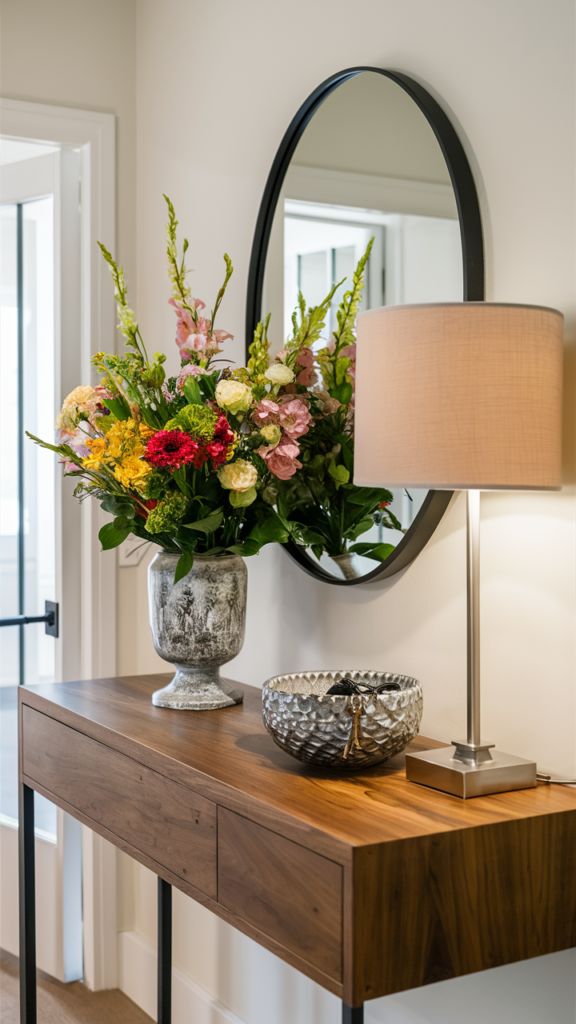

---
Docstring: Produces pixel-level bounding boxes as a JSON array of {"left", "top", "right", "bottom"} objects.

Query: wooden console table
[{"left": 18, "top": 674, "right": 576, "bottom": 1024}]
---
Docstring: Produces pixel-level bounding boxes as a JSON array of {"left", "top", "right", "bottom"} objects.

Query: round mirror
[{"left": 246, "top": 68, "right": 484, "bottom": 584}]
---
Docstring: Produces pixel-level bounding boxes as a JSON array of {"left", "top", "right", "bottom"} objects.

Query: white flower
[
  {"left": 264, "top": 364, "right": 294, "bottom": 385},
  {"left": 218, "top": 459, "right": 258, "bottom": 492},
  {"left": 215, "top": 379, "right": 253, "bottom": 416}
]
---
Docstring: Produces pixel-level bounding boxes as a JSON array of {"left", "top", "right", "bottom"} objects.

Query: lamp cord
[{"left": 537, "top": 773, "right": 576, "bottom": 786}]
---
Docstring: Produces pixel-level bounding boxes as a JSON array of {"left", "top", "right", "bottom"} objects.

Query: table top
[{"left": 20, "top": 672, "right": 576, "bottom": 856}]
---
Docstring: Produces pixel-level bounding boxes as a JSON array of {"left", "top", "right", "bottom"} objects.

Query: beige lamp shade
[{"left": 353, "top": 302, "right": 563, "bottom": 491}]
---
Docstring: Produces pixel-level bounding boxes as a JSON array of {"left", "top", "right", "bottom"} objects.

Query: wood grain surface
[
  {"left": 18, "top": 675, "right": 576, "bottom": 1005},
  {"left": 218, "top": 807, "right": 342, "bottom": 981},
  {"left": 18, "top": 676, "right": 576, "bottom": 856},
  {"left": 22, "top": 705, "right": 217, "bottom": 899}
]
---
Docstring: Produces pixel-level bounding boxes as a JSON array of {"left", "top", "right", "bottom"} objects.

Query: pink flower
[
  {"left": 212, "top": 329, "right": 234, "bottom": 345},
  {"left": 169, "top": 297, "right": 195, "bottom": 351},
  {"left": 277, "top": 398, "right": 312, "bottom": 440},
  {"left": 340, "top": 344, "right": 356, "bottom": 360},
  {"left": 297, "top": 366, "right": 317, "bottom": 386},
  {"left": 296, "top": 347, "right": 314, "bottom": 368},
  {"left": 262, "top": 434, "right": 302, "bottom": 480},
  {"left": 253, "top": 399, "right": 280, "bottom": 427}
]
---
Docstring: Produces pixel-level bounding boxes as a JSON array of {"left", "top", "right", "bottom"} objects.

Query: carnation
[
  {"left": 265, "top": 364, "right": 294, "bottom": 386},
  {"left": 260, "top": 434, "right": 302, "bottom": 480},
  {"left": 56, "top": 385, "right": 105, "bottom": 432},
  {"left": 215, "top": 379, "right": 253, "bottom": 417},
  {"left": 278, "top": 398, "right": 312, "bottom": 440},
  {"left": 144, "top": 430, "right": 199, "bottom": 469}
]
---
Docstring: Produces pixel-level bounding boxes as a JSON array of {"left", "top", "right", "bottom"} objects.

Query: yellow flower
[
  {"left": 114, "top": 455, "right": 151, "bottom": 489},
  {"left": 82, "top": 437, "right": 107, "bottom": 471},
  {"left": 81, "top": 418, "right": 151, "bottom": 492}
]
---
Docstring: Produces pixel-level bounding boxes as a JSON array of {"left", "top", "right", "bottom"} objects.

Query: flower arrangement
[{"left": 28, "top": 197, "right": 402, "bottom": 583}]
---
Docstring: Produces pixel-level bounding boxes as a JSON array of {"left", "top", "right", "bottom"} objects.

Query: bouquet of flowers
[{"left": 28, "top": 198, "right": 403, "bottom": 584}]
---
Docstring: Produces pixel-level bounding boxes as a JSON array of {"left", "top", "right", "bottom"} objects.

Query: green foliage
[
  {"left": 183, "top": 376, "right": 203, "bottom": 405},
  {"left": 165, "top": 404, "right": 217, "bottom": 440},
  {"left": 284, "top": 282, "right": 342, "bottom": 363},
  {"left": 164, "top": 194, "right": 193, "bottom": 312},
  {"left": 181, "top": 508, "right": 224, "bottom": 534},
  {"left": 145, "top": 494, "right": 188, "bottom": 535},
  {"left": 247, "top": 314, "right": 271, "bottom": 377},
  {"left": 174, "top": 547, "right": 194, "bottom": 584},
  {"left": 98, "top": 519, "right": 132, "bottom": 550},
  {"left": 211, "top": 253, "right": 234, "bottom": 329}
]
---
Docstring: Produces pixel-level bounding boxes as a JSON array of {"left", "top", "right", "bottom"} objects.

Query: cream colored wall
[{"left": 128, "top": 1, "right": 576, "bottom": 1021}]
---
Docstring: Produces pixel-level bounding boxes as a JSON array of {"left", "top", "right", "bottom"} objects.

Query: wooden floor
[{"left": 0, "top": 950, "right": 152, "bottom": 1024}]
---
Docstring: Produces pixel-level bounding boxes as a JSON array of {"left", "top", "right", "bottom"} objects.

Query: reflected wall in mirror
[{"left": 247, "top": 69, "right": 484, "bottom": 584}]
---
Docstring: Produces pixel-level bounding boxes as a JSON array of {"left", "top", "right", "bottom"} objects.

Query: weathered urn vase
[{"left": 149, "top": 552, "right": 247, "bottom": 710}]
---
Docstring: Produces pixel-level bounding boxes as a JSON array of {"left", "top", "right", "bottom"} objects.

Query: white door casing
[{"left": 0, "top": 99, "right": 118, "bottom": 988}]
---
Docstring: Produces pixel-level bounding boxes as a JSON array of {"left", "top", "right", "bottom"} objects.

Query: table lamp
[{"left": 353, "top": 302, "right": 564, "bottom": 798}]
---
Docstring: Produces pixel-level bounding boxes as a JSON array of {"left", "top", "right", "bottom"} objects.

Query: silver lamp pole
[{"left": 405, "top": 490, "right": 537, "bottom": 797}]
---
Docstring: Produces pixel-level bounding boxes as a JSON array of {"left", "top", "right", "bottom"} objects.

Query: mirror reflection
[{"left": 260, "top": 72, "right": 463, "bottom": 580}]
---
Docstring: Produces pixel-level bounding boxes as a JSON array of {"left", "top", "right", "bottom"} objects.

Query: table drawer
[
  {"left": 217, "top": 808, "right": 342, "bottom": 981},
  {"left": 22, "top": 706, "right": 216, "bottom": 899}
]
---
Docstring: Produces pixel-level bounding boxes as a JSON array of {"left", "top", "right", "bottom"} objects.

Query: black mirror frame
[{"left": 245, "top": 67, "right": 484, "bottom": 586}]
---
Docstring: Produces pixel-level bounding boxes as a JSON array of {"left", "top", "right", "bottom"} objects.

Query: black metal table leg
[
  {"left": 343, "top": 1003, "right": 364, "bottom": 1024},
  {"left": 19, "top": 782, "right": 36, "bottom": 1024},
  {"left": 157, "top": 877, "right": 172, "bottom": 1024}
]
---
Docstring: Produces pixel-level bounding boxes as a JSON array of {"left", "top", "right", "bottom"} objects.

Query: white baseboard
[{"left": 117, "top": 929, "right": 246, "bottom": 1024}]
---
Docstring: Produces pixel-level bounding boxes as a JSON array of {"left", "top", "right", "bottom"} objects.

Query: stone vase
[
  {"left": 149, "top": 552, "right": 247, "bottom": 710},
  {"left": 329, "top": 552, "right": 364, "bottom": 580}
]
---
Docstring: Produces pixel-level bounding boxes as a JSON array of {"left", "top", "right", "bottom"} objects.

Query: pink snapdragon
[{"left": 169, "top": 297, "right": 233, "bottom": 361}]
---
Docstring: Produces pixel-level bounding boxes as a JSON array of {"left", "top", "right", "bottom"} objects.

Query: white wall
[{"left": 3, "top": 0, "right": 575, "bottom": 1021}]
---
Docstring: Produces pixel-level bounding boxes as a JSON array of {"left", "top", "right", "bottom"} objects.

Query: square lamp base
[{"left": 405, "top": 746, "right": 537, "bottom": 799}]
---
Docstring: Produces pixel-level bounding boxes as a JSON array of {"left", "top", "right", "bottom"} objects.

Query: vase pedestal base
[{"left": 152, "top": 669, "right": 244, "bottom": 711}]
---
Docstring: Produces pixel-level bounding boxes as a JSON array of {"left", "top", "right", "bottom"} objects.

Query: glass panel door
[{"left": 1, "top": 189, "right": 57, "bottom": 837}]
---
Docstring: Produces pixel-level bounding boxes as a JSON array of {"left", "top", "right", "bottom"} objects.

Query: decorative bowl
[{"left": 262, "top": 670, "right": 422, "bottom": 770}]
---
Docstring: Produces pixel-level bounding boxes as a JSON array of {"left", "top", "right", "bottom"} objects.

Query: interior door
[{"left": 0, "top": 142, "right": 83, "bottom": 982}]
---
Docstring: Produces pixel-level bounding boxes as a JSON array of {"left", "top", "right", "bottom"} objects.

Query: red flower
[
  {"left": 379, "top": 501, "right": 391, "bottom": 509},
  {"left": 135, "top": 498, "right": 158, "bottom": 519},
  {"left": 145, "top": 430, "right": 199, "bottom": 469},
  {"left": 214, "top": 414, "right": 235, "bottom": 445},
  {"left": 206, "top": 441, "right": 228, "bottom": 465}
]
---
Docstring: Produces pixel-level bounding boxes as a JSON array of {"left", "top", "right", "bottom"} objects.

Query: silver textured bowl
[{"left": 262, "top": 670, "right": 423, "bottom": 770}]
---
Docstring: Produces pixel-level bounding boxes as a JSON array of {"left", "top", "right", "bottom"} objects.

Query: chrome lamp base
[{"left": 406, "top": 740, "right": 537, "bottom": 799}]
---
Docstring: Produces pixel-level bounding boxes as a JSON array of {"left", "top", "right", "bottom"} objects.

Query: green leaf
[
  {"left": 100, "top": 495, "right": 136, "bottom": 519},
  {"left": 171, "top": 466, "right": 191, "bottom": 496},
  {"left": 99, "top": 521, "right": 131, "bottom": 550},
  {"left": 327, "top": 461, "right": 350, "bottom": 486},
  {"left": 183, "top": 376, "right": 203, "bottom": 405},
  {"left": 182, "top": 508, "right": 224, "bottom": 533},
  {"left": 329, "top": 382, "right": 353, "bottom": 406},
  {"left": 349, "top": 542, "right": 396, "bottom": 562},
  {"left": 174, "top": 548, "right": 194, "bottom": 583},
  {"left": 248, "top": 512, "right": 289, "bottom": 547},
  {"left": 102, "top": 397, "right": 131, "bottom": 421},
  {"left": 229, "top": 487, "right": 257, "bottom": 508}
]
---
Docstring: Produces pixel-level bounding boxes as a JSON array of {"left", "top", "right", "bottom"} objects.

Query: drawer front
[
  {"left": 218, "top": 808, "right": 342, "bottom": 981},
  {"left": 22, "top": 706, "right": 216, "bottom": 898}
]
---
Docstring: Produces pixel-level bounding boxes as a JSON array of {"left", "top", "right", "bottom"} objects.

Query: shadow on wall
[{"left": 371, "top": 948, "right": 576, "bottom": 1024}]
